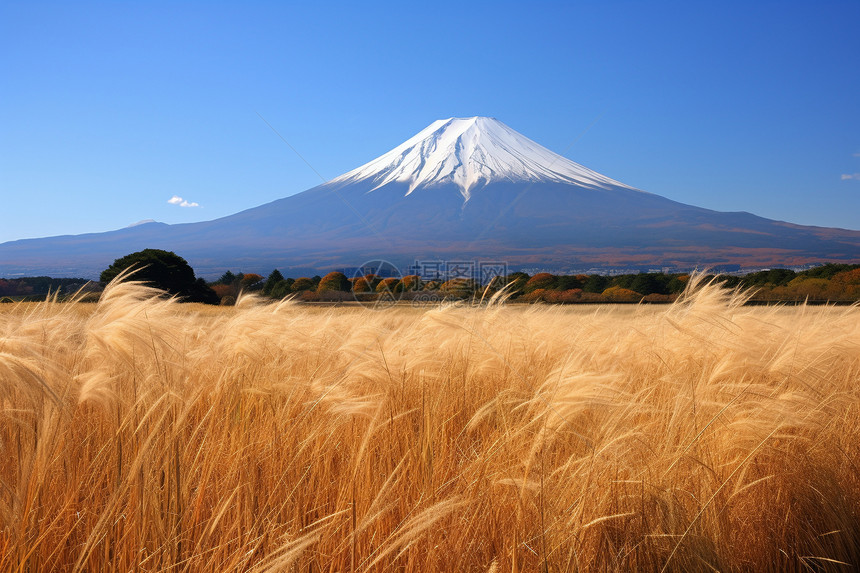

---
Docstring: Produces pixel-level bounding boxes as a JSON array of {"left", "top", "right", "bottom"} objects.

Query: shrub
[
  {"left": 522, "top": 288, "right": 549, "bottom": 302},
  {"left": 553, "top": 288, "right": 584, "bottom": 303},
  {"left": 211, "top": 284, "right": 234, "bottom": 301},
  {"left": 601, "top": 286, "right": 642, "bottom": 302}
]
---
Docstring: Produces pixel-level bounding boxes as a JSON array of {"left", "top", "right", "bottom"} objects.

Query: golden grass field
[{"left": 1, "top": 277, "right": 859, "bottom": 572}]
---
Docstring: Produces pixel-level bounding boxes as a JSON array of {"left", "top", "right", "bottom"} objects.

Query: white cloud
[
  {"left": 854, "top": 152, "right": 860, "bottom": 158},
  {"left": 167, "top": 195, "right": 200, "bottom": 207},
  {"left": 841, "top": 173, "right": 860, "bottom": 181}
]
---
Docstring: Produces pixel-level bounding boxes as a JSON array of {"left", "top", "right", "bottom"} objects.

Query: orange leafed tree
[
  {"left": 375, "top": 278, "right": 400, "bottom": 293},
  {"left": 399, "top": 275, "right": 423, "bottom": 292},
  {"left": 524, "top": 272, "right": 556, "bottom": 293},
  {"left": 317, "top": 272, "right": 350, "bottom": 293},
  {"left": 601, "top": 286, "right": 642, "bottom": 302},
  {"left": 240, "top": 273, "right": 263, "bottom": 289},
  {"left": 353, "top": 274, "right": 380, "bottom": 293}
]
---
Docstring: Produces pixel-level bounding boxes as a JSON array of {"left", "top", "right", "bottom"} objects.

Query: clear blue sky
[{"left": 2, "top": 1, "right": 859, "bottom": 244}]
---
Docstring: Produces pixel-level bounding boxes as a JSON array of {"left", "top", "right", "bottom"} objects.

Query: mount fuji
[{"left": 1, "top": 116, "right": 858, "bottom": 278}]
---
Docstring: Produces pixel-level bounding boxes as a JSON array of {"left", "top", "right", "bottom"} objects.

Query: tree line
[
  {"left": 0, "top": 277, "right": 100, "bottom": 301},
  {"left": 2, "top": 249, "right": 858, "bottom": 304},
  {"left": 218, "top": 263, "right": 860, "bottom": 304}
]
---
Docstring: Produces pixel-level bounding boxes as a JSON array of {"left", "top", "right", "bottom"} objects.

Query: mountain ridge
[{"left": 0, "top": 116, "right": 857, "bottom": 278}]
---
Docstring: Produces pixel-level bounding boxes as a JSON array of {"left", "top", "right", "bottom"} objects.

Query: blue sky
[{"left": 2, "top": 1, "right": 859, "bottom": 244}]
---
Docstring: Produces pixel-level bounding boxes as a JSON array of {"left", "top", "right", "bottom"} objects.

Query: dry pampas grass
[{"left": 0, "top": 276, "right": 859, "bottom": 571}]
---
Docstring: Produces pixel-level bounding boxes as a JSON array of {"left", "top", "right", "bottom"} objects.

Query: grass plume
[{"left": 0, "top": 277, "right": 859, "bottom": 571}]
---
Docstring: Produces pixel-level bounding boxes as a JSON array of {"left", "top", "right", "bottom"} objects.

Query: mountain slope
[{"left": 1, "top": 117, "right": 858, "bottom": 278}]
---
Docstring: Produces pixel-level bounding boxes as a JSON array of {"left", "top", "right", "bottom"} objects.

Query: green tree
[
  {"left": 610, "top": 274, "right": 636, "bottom": 290},
  {"left": 583, "top": 274, "right": 609, "bottom": 293},
  {"left": 667, "top": 275, "right": 689, "bottom": 294},
  {"left": 262, "top": 270, "right": 285, "bottom": 296},
  {"left": 741, "top": 268, "right": 796, "bottom": 287},
  {"left": 556, "top": 275, "right": 585, "bottom": 291},
  {"left": 504, "top": 272, "right": 530, "bottom": 295},
  {"left": 291, "top": 277, "right": 315, "bottom": 292},
  {"left": 802, "top": 263, "right": 857, "bottom": 280},
  {"left": 216, "top": 270, "right": 237, "bottom": 285},
  {"left": 100, "top": 249, "right": 218, "bottom": 304},
  {"left": 630, "top": 274, "right": 667, "bottom": 296},
  {"left": 270, "top": 278, "right": 294, "bottom": 298}
]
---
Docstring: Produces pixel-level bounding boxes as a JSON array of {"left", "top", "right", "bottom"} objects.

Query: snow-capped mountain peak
[{"left": 331, "top": 116, "right": 636, "bottom": 200}]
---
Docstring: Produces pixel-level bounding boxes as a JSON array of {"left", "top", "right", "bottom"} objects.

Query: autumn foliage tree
[
  {"left": 211, "top": 284, "right": 234, "bottom": 302},
  {"left": 375, "top": 277, "right": 400, "bottom": 294},
  {"left": 398, "top": 275, "right": 423, "bottom": 292},
  {"left": 352, "top": 274, "right": 380, "bottom": 293},
  {"left": 831, "top": 268, "right": 860, "bottom": 298},
  {"left": 524, "top": 273, "right": 557, "bottom": 293},
  {"left": 317, "top": 272, "right": 350, "bottom": 293},
  {"left": 111, "top": 263, "right": 860, "bottom": 307},
  {"left": 239, "top": 273, "right": 264, "bottom": 291},
  {"left": 601, "top": 286, "right": 642, "bottom": 302}
]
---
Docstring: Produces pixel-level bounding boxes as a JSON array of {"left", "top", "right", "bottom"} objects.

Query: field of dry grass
[{"left": 1, "top": 277, "right": 859, "bottom": 571}]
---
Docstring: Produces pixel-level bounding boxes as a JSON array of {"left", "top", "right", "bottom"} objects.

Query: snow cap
[{"left": 331, "top": 116, "right": 634, "bottom": 200}]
